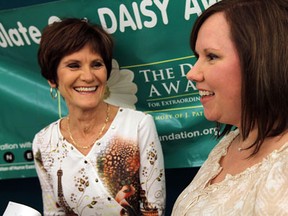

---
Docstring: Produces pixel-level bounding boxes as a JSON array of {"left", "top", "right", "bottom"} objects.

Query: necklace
[
  {"left": 67, "top": 104, "right": 110, "bottom": 149},
  {"left": 230, "top": 133, "right": 246, "bottom": 152},
  {"left": 238, "top": 145, "right": 250, "bottom": 152},
  {"left": 235, "top": 134, "right": 249, "bottom": 152},
  {"left": 238, "top": 146, "right": 244, "bottom": 152}
]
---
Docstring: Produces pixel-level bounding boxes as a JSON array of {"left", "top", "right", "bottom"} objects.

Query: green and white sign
[{"left": 0, "top": 0, "right": 220, "bottom": 179}]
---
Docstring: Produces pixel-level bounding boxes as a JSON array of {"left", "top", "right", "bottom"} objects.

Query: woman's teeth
[
  {"left": 199, "top": 90, "right": 214, "bottom": 97},
  {"left": 75, "top": 86, "right": 97, "bottom": 92}
]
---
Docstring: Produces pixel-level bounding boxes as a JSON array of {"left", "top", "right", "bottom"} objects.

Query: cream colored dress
[{"left": 172, "top": 129, "right": 288, "bottom": 216}]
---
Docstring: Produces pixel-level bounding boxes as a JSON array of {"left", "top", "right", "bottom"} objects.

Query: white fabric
[
  {"left": 33, "top": 107, "right": 166, "bottom": 216},
  {"left": 172, "top": 129, "right": 288, "bottom": 216}
]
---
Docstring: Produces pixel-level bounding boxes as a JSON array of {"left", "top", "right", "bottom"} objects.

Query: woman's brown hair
[
  {"left": 190, "top": 0, "right": 288, "bottom": 156},
  {"left": 38, "top": 18, "right": 114, "bottom": 85}
]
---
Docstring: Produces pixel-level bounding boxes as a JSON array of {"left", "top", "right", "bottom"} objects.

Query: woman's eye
[
  {"left": 67, "top": 63, "right": 80, "bottom": 69},
  {"left": 207, "top": 53, "right": 218, "bottom": 61},
  {"left": 92, "top": 61, "right": 104, "bottom": 68}
]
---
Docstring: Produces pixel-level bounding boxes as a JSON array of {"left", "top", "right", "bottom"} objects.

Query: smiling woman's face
[
  {"left": 49, "top": 44, "right": 107, "bottom": 112},
  {"left": 186, "top": 12, "right": 242, "bottom": 127}
]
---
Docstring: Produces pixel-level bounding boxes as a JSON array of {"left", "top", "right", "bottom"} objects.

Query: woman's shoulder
[{"left": 267, "top": 140, "right": 288, "bottom": 165}]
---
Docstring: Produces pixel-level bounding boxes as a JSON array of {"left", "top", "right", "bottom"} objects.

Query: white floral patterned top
[
  {"left": 172, "top": 129, "right": 288, "bottom": 216},
  {"left": 33, "top": 107, "right": 166, "bottom": 216}
]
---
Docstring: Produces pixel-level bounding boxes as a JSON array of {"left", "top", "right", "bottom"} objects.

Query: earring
[
  {"left": 50, "top": 87, "right": 58, "bottom": 99},
  {"left": 103, "top": 85, "right": 110, "bottom": 99},
  {"left": 81, "top": 17, "right": 88, "bottom": 22}
]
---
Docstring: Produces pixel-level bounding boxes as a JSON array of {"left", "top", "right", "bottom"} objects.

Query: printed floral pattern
[{"left": 33, "top": 108, "right": 165, "bottom": 215}]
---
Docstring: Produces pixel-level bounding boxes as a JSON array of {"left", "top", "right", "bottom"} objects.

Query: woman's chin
[{"left": 203, "top": 111, "right": 217, "bottom": 122}]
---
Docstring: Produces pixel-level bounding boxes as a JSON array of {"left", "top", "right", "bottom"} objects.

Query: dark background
[{"left": 0, "top": 1, "right": 199, "bottom": 215}]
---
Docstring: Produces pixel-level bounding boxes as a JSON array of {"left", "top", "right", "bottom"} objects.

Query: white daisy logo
[{"left": 104, "top": 59, "right": 138, "bottom": 109}]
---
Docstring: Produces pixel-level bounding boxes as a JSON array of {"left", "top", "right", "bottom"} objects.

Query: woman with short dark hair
[{"left": 33, "top": 18, "right": 166, "bottom": 216}]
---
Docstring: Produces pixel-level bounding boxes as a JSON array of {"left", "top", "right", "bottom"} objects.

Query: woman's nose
[
  {"left": 81, "top": 67, "right": 94, "bottom": 82},
  {"left": 186, "top": 60, "right": 204, "bottom": 82}
]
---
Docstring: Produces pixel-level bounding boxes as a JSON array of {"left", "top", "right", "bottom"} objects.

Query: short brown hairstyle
[
  {"left": 190, "top": 0, "right": 288, "bottom": 155},
  {"left": 38, "top": 18, "right": 114, "bottom": 85}
]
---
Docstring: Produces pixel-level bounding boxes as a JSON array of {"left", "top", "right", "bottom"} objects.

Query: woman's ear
[{"left": 48, "top": 80, "right": 57, "bottom": 88}]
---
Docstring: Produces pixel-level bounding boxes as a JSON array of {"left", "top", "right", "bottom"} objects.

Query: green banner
[{"left": 0, "top": 0, "right": 219, "bottom": 180}]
